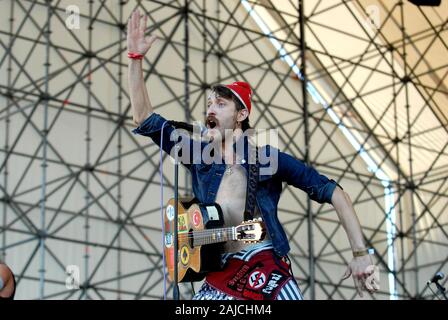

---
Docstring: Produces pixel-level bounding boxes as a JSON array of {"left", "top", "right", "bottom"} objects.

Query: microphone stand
[{"left": 172, "top": 143, "right": 180, "bottom": 300}]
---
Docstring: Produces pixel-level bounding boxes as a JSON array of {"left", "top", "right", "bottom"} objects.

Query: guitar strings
[
  {"left": 176, "top": 231, "right": 235, "bottom": 239},
  {"left": 175, "top": 228, "right": 242, "bottom": 236},
  {"left": 173, "top": 230, "right": 238, "bottom": 240},
  {"left": 173, "top": 231, "right": 259, "bottom": 240},
  {"left": 172, "top": 227, "right": 259, "bottom": 237},
  {"left": 171, "top": 227, "right": 234, "bottom": 235},
  {"left": 163, "top": 223, "right": 262, "bottom": 242}
]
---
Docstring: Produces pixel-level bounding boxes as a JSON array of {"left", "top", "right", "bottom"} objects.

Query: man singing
[{"left": 127, "top": 10, "right": 379, "bottom": 300}]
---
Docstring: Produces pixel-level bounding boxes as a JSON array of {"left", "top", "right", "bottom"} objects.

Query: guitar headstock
[{"left": 235, "top": 218, "right": 266, "bottom": 243}]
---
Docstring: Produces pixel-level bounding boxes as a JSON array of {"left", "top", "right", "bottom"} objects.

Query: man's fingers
[
  {"left": 135, "top": 9, "right": 140, "bottom": 30},
  {"left": 130, "top": 11, "right": 134, "bottom": 29},
  {"left": 369, "top": 275, "right": 380, "bottom": 291},
  {"left": 364, "top": 265, "right": 380, "bottom": 293},
  {"left": 353, "top": 276, "right": 363, "bottom": 297},
  {"left": 364, "top": 277, "right": 379, "bottom": 294},
  {"left": 346, "top": 263, "right": 380, "bottom": 297},
  {"left": 130, "top": 11, "right": 135, "bottom": 31},
  {"left": 141, "top": 14, "right": 148, "bottom": 33},
  {"left": 364, "top": 278, "right": 374, "bottom": 291},
  {"left": 341, "top": 266, "right": 352, "bottom": 280},
  {"left": 133, "top": 10, "right": 138, "bottom": 30}
]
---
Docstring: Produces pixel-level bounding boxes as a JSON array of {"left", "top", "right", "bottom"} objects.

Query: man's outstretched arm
[
  {"left": 331, "top": 186, "right": 379, "bottom": 297},
  {"left": 127, "top": 9, "right": 157, "bottom": 125},
  {"left": 275, "top": 151, "right": 379, "bottom": 297}
]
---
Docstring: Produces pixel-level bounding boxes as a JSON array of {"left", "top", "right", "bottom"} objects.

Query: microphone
[
  {"left": 427, "top": 272, "right": 444, "bottom": 285},
  {"left": 168, "top": 120, "right": 208, "bottom": 135}
]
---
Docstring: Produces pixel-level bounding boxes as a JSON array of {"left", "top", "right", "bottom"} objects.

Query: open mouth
[{"left": 206, "top": 117, "right": 219, "bottom": 129}]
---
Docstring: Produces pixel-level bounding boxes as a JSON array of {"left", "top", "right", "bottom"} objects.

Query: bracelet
[
  {"left": 353, "top": 248, "right": 374, "bottom": 257},
  {"left": 128, "top": 52, "right": 144, "bottom": 60}
]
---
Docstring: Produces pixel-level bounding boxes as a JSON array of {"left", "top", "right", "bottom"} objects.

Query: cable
[{"left": 160, "top": 120, "right": 169, "bottom": 300}]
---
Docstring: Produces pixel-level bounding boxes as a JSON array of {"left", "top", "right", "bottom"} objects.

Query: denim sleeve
[
  {"left": 131, "top": 113, "right": 196, "bottom": 170},
  {"left": 276, "top": 151, "right": 337, "bottom": 204}
]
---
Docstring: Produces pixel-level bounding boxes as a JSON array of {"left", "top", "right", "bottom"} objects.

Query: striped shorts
[{"left": 192, "top": 242, "right": 304, "bottom": 300}]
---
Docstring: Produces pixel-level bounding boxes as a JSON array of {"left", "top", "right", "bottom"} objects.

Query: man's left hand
[{"left": 341, "top": 255, "right": 380, "bottom": 297}]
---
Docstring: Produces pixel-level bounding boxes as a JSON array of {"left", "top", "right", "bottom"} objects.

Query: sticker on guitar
[
  {"left": 178, "top": 214, "right": 188, "bottom": 233},
  {"left": 180, "top": 246, "right": 190, "bottom": 265},
  {"left": 165, "top": 232, "right": 173, "bottom": 248},
  {"left": 192, "top": 210, "right": 201, "bottom": 227},
  {"left": 166, "top": 205, "right": 174, "bottom": 221}
]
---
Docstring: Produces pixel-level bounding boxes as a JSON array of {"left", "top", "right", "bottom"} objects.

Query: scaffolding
[{"left": 0, "top": 0, "right": 447, "bottom": 300}]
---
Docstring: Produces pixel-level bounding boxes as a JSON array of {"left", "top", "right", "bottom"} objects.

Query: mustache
[{"left": 206, "top": 115, "right": 219, "bottom": 125}]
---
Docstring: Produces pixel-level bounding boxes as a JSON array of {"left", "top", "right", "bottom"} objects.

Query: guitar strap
[{"left": 244, "top": 144, "right": 259, "bottom": 221}]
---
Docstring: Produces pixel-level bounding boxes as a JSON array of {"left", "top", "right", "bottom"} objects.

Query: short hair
[{"left": 210, "top": 84, "right": 251, "bottom": 132}]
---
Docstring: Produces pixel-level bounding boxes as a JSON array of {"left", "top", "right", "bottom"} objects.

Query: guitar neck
[{"left": 192, "top": 227, "right": 236, "bottom": 246}]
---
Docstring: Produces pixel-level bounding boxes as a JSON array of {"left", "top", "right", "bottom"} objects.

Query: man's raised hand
[{"left": 127, "top": 9, "right": 157, "bottom": 57}]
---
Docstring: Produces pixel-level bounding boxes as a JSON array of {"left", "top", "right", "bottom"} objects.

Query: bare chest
[
  {"left": 215, "top": 164, "right": 247, "bottom": 227},
  {"left": 215, "top": 165, "right": 264, "bottom": 253}
]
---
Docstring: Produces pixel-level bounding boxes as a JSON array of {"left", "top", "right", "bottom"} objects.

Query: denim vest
[{"left": 132, "top": 113, "right": 337, "bottom": 257}]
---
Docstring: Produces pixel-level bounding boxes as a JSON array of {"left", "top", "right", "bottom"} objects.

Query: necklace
[{"left": 225, "top": 164, "right": 233, "bottom": 175}]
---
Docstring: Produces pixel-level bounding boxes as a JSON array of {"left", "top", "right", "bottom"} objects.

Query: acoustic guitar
[{"left": 163, "top": 198, "right": 266, "bottom": 282}]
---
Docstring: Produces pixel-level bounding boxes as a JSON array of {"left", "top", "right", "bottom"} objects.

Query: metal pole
[
  {"left": 400, "top": 1, "right": 419, "bottom": 298},
  {"left": 117, "top": 0, "right": 125, "bottom": 300},
  {"left": 82, "top": 0, "right": 94, "bottom": 300},
  {"left": 2, "top": 0, "right": 15, "bottom": 263},
  {"left": 391, "top": 43, "right": 405, "bottom": 296},
  {"left": 39, "top": 0, "right": 52, "bottom": 299},
  {"left": 202, "top": 0, "right": 208, "bottom": 123},
  {"left": 184, "top": 0, "right": 190, "bottom": 195},
  {"left": 217, "top": 1, "right": 221, "bottom": 82},
  {"left": 173, "top": 146, "right": 180, "bottom": 300},
  {"left": 299, "top": 0, "right": 315, "bottom": 300}
]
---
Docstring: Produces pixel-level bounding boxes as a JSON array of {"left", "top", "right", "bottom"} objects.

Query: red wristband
[{"left": 128, "top": 52, "right": 144, "bottom": 60}]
